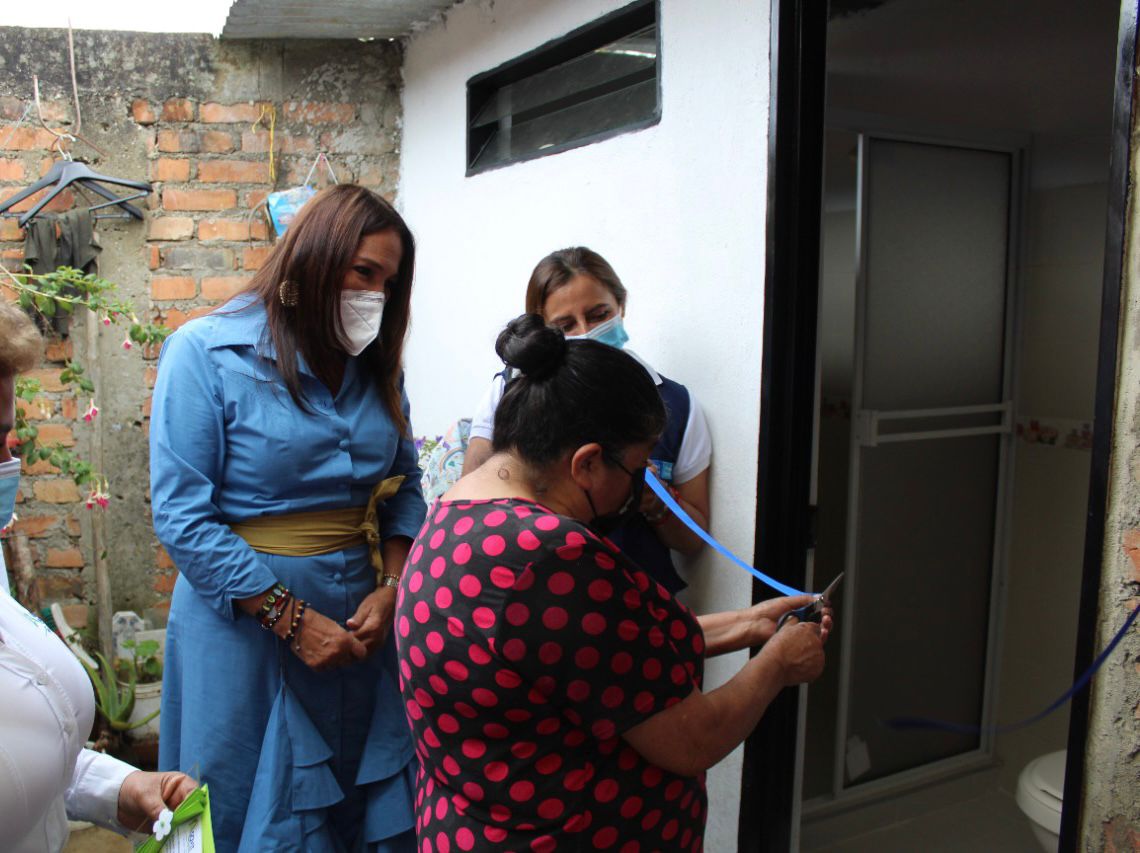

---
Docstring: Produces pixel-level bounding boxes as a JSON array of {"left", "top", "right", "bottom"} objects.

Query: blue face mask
[
  {"left": 569, "top": 315, "right": 629, "bottom": 350},
  {"left": 0, "top": 459, "right": 20, "bottom": 532}
]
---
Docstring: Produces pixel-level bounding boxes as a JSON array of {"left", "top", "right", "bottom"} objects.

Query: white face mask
[{"left": 339, "top": 290, "right": 386, "bottom": 356}]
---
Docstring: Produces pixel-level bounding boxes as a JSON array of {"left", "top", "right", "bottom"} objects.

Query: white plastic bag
[{"left": 265, "top": 153, "right": 338, "bottom": 237}]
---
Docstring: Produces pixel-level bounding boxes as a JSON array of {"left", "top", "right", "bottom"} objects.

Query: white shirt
[
  {"left": 0, "top": 588, "right": 135, "bottom": 852},
  {"left": 469, "top": 349, "right": 713, "bottom": 485}
]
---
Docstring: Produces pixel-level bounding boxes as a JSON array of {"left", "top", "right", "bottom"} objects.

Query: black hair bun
[{"left": 495, "top": 313, "right": 567, "bottom": 381}]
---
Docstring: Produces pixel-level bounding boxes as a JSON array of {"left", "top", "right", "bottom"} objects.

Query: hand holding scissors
[{"left": 777, "top": 572, "right": 842, "bottom": 633}]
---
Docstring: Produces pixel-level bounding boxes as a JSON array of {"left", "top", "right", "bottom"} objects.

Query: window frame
[{"left": 465, "top": 0, "right": 662, "bottom": 176}]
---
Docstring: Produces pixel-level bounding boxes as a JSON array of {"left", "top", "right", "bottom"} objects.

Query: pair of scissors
[{"left": 776, "top": 572, "right": 843, "bottom": 629}]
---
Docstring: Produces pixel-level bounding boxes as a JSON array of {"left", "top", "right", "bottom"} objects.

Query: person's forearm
[
  {"left": 65, "top": 748, "right": 137, "bottom": 832},
  {"left": 697, "top": 608, "right": 759, "bottom": 656},
  {"left": 236, "top": 589, "right": 268, "bottom": 616},
  {"left": 624, "top": 646, "right": 787, "bottom": 776},
  {"left": 650, "top": 494, "right": 707, "bottom": 554},
  {"left": 691, "top": 649, "right": 787, "bottom": 767},
  {"left": 381, "top": 535, "right": 412, "bottom": 580}
]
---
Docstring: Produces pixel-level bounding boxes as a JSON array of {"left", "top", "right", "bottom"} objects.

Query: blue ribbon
[
  {"left": 886, "top": 601, "right": 1140, "bottom": 734},
  {"left": 646, "top": 470, "right": 1137, "bottom": 735},
  {"left": 645, "top": 470, "right": 807, "bottom": 597}
]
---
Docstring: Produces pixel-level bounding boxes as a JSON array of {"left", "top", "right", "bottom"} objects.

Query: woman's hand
[
  {"left": 638, "top": 463, "right": 668, "bottom": 520},
  {"left": 346, "top": 586, "right": 397, "bottom": 655},
  {"left": 697, "top": 594, "right": 834, "bottom": 656},
  {"left": 286, "top": 606, "right": 368, "bottom": 671},
  {"left": 116, "top": 771, "right": 197, "bottom": 835},
  {"left": 745, "top": 594, "right": 835, "bottom": 646},
  {"left": 765, "top": 621, "right": 827, "bottom": 686},
  {"left": 624, "top": 617, "right": 828, "bottom": 776},
  {"left": 640, "top": 469, "right": 710, "bottom": 557}
]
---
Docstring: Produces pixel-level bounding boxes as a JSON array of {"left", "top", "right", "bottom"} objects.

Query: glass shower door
[{"left": 836, "top": 136, "right": 1014, "bottom": 788}]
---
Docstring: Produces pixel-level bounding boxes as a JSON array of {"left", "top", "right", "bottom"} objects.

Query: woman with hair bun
[
  {"left": 463, "top": 247, "right": 712, "bottom": 595},
  {"left": 397, "top": 314, "right": 831, "bottom": 851}
]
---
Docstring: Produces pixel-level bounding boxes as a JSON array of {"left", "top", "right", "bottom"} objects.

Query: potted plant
[
  {"left": 118, "top": 636, "right": 163, "bottom": 741},
  {"left": 81, "top": 638, "right": 163, "bottom": 765},
  {"left": 82, "top": 649, "right": 158, "bottom": 734}
]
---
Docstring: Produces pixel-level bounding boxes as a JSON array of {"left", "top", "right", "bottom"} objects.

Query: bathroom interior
[{"left": 796, "top": 0, "right": 1121, "bottom": 850}]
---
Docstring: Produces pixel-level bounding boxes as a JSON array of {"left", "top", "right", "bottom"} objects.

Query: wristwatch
[{"left": 380, "top": 574, "right": 400, "bottom": 589}]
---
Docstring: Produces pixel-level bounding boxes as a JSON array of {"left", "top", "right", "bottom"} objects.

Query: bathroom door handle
[{"left": 855, "top": 401, "right": 1013, "bottom": 447}]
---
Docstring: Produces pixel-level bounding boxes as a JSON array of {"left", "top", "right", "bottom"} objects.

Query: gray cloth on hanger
[
  {"left": 22, "top": 210, "right": 102, "bottom": 274},
  {"left": 58, "top": 209, "right": 101, "bottom": 273},
  {"left": 22, "top": 216, "right": 59, "bottom": 275},
  {"left": 20, "top": 210, "right": 101, "bottom": 337}
]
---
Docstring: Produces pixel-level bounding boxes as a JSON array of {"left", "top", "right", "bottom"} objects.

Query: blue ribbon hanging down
[
  {"left": 645, "top": 470, "right": 807, "bottom": 597},
  {"left": 886, "top": 601, "right": 1140, "bottom": 734}
]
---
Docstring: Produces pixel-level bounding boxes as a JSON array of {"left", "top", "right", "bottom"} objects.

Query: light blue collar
[{"left": 195, "top": 295, "right": 325, "bottom": 379}]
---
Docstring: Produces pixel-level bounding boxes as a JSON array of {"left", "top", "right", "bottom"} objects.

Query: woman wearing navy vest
[{"left": 463, "top": 247, "right": 711, "bottom": 593}]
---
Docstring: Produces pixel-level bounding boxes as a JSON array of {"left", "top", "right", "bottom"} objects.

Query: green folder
[{"left": 135, "top": 784, "right": 215, "bottom": 852}]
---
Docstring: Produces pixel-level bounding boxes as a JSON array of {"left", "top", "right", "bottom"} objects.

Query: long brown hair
[
  {"left": 239, "top": 184, "right": 415, "bottom": 434},
  {"left": 524, "top": 247, "right": 628, "bottom": 315}
]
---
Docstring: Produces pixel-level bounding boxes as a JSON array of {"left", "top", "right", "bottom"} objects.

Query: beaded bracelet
[
  {"left": 285, "top": 598, "right": 307, "bottom": 648},
  {"left": 292, "top": 602, "right": 307, "bottom": 652}
]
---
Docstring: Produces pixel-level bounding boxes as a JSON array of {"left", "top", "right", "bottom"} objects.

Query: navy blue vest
[{"left": 609, "top": 374, "right": 691, "bottom": 593}]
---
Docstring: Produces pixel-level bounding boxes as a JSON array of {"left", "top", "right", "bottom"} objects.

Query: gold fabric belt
[{"left": 229, "top": 476, "right": 405, "bottom": 575}]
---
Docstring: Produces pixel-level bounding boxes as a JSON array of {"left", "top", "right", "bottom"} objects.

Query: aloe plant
[{"left": 81, "top": 651, "right": 161, "bottom": 732}]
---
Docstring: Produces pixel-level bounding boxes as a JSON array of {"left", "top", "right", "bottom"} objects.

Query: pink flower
[
  {"left": 121, "top": 334, "right": 133, "bottom": 350},
  {"left": 82, "top": 399, "right": 99, "bottom": 422},
  {"left": 101, "top": 315, "right": 112, "bottom": 326},
  {"left": 85, "top": 479, "right": 111, "bottom": 510}
]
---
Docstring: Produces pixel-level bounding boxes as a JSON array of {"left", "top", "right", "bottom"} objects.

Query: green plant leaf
[
  {"left": 34, "top": 294, "right": 55, "bottom": 317},
  {"left": 120, "top": 706, "right": 161, "bottom": 731}
]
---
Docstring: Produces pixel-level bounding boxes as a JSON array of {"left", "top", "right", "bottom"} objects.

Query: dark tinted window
[{"left": 467, "top": 1, "right": 660, "bottom": 174}]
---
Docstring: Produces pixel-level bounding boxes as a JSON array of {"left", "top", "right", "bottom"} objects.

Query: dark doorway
[{"left": 742, "top": 1, "right": 1134, "bottom": 850}]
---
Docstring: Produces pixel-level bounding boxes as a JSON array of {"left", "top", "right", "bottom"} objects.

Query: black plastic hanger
[{"left": 0, "top": 158, "right": 151, "bottom": 227}]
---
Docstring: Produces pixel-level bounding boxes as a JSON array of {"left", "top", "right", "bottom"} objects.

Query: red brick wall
[{"left": 0, "top": 34, "right": 402, "bottom": 617}]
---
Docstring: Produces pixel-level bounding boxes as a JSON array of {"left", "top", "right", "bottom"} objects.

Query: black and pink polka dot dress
[{"left": 395, "top": 498, "right": 708, "bottom": 852}]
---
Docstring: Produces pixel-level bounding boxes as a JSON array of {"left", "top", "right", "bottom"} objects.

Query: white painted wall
[
  {"left": 399, "top": 0, "right": 772, "bottom": 846},
  {"left": 996, "top": 181, "right": 1106, "bottom": 792}
]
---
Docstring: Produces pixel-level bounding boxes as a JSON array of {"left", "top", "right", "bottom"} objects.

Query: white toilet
[{"left": 1016, "top": 750, "right": 1066, "bottom": 852}]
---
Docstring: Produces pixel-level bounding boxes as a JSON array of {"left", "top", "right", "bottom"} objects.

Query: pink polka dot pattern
[{"left": 395, "top": 497, "right": 707, "bottom": 851}]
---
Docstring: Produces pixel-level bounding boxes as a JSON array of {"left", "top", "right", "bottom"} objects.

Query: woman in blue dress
[{"left": 150, "top": 184, "right": 426, "bottom": 852}]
